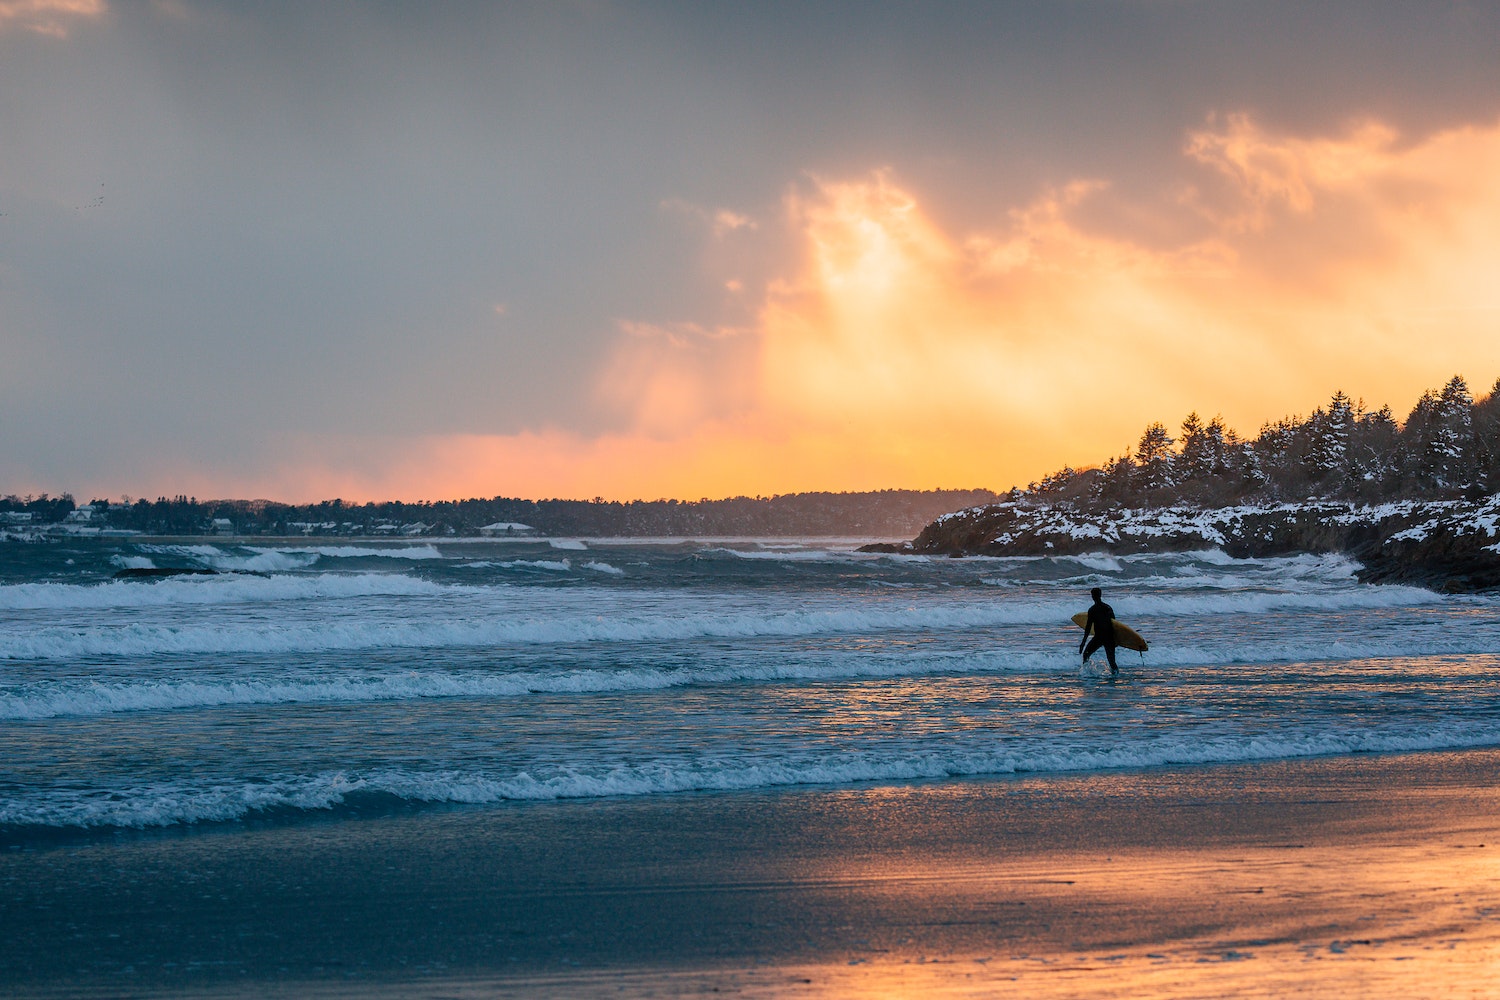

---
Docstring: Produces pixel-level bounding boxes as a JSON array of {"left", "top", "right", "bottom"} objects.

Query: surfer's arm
[{"left": 1078, "top": 612, "right": 1094, "bottom": 651}]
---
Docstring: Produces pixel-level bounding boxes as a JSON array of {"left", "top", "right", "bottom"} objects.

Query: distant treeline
[
  {"left": 10, "top": 373, "right": 1494, "bottom": 537},
  {"left": 1023, "top": 374, "right": 1500, "bottom": 510},
  {"left": 0, "top": 489, "right": 1000, "bottom": 538}
]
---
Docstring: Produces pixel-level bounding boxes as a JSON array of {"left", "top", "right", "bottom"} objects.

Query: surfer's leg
[
  {"left": 1082, "top": 636, "right": 1104, "bottom": 664},
  {"left": 1104, "top": 642, "right": 1118, "bottom": 674}
]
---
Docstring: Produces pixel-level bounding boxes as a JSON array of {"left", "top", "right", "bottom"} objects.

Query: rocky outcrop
[{"left": 861, "top": 495, "right": 1500, "bottom": 593}]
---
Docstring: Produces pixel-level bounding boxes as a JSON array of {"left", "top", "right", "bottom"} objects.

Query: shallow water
[{"left": 2, "top": 536, "right": 1497, "bottom": 832}]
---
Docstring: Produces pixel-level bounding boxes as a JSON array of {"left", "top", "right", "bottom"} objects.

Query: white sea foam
[
  {"left": 1040, "top": 553, "right": 1361, "bottom": 590},
  {"left": 0, "top": 572, "right": 453, "bottom": 611},
  {"left": 220, "top": 550, "right": 321, "bottom": 572},
  {"left": 498, "top": 559, "right": 571, "bottom": 572},
  {"left": 130, "top": 543, "right": 446, "bottom": 572},
  {"left": 1070, "top": 554, "right": 1125, "bottom": 573},
  {"left": 582, "top": 561, "right": 625, "bottom": 576},
  {"left": 9, "top": 721, "right": 1500, "bottom": 829},
  {"left": 137, "top": 544, "right": 229, "bottom": 558},
  {"left": 549, "top": 539, "right": 588, "bottom": 550},
  {"left": 0, "top": 580, "right": 1453, "bottom": 659},
  {"left": 0, "top": 652, "right": 1056, "bottom": 719},
  {"left": 135, "top": 544, "right": 319, "bottom": 572},
  {"left": 704, "top": 547, "right": 848, "bottom": 561}
]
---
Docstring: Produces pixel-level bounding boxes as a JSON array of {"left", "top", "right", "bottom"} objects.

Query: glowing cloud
[
  {"left": 150, "top": 115, "right": 1500, "bottom": 502},
  {"left": 0, "top": 0, "right": 104, "bottom": 37}
]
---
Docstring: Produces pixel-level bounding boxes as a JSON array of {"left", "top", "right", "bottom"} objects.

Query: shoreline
[
  {"left": 5, "top": 748, "right": 1500, "bottom": 997},
  {"left": 3, "top": 533, "right": 909, "bottom": 547}
]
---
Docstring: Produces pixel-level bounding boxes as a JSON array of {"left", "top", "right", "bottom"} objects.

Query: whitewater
[{"left": 2, "top": 536, "right": 1497, "bottom": 832}]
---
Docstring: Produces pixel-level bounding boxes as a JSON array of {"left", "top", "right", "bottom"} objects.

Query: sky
[{"left": 3, "top": 1, "right": 1499, "bottom": 502}]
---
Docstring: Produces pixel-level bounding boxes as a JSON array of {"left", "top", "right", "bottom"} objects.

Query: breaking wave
[
  {"left": 0, "top": 573, "right": 455, "bottom": 611},
  {"left": 0, "top": 579, "right": 1451, "bottom": 660},
  {"left": 8, "top": 721, "right": 1500, "bottom": 830}
]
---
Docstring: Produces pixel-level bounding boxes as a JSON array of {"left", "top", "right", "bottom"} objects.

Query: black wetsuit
[{"left": 1080, "top": 599, "right": 1119, "bottom": 674}]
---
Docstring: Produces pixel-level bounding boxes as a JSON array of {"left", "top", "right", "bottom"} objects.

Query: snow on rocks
[{"left": 893, "top": 495, "right": 1500, "bottom": 593}]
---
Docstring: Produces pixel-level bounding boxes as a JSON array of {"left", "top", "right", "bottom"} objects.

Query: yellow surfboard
[{"left": 1071, "top": 612, "right": 1148, "bottom": 653}]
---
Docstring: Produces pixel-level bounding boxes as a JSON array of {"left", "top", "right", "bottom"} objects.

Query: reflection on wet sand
[
  {"left": 429, "top": 837, "right": 1500, "bottom": 999},
  {"left": 5, "top": 752, "right": 1499, "bottom": 999},
  {"left": 423, "top": 763, "right": 1500, "bottom": 999}
]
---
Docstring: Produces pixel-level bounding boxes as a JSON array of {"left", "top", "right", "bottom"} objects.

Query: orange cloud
[
  {"left": 1184, "top": 113, "right": 1401, "bottom": 226},
  {"left": 0, "top": 0, "right": 104, "bottom": 37},
  {"left": 597, "top": 321, "right": 759, "bottom": 438},
  {"left": 216, "top": 115, "right": 1500, "bottom": 503}
]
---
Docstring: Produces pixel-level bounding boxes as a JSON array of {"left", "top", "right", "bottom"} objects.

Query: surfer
[{"left": 1078, "top": 587, "right": 1119, "bottom": 675}]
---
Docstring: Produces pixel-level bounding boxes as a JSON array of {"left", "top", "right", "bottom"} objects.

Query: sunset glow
[
  {"left": 3, "top": 4, "right": 1499, "bottom": 502},
  {"left": 179, "top": 116, "right": 1500, "bottom": 503}
]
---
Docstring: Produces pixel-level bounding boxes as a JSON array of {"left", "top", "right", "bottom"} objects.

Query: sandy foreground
[{"left": 3, "top": 750, "right": 1500, "bottom": 998}]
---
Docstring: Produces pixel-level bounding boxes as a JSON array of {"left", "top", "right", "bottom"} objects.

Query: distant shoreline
[
  {"left": 0, "top": 488, "right": 1000, "bottom": 540},
  {"left": 11, "top": 533, "right": 913, "bottom": 546}
]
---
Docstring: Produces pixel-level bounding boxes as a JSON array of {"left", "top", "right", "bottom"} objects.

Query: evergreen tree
[
  {"left": 1177, "top": 412, "right": 1217, "bottom": 484},
  {"left": 1403, "top": 376, "right": 1474, "bottom": 491},
  {"left": 1399, "top": 389, "right": 1440, "bottom": 489},
  {"left": 1133, "top": 422, "right": 1176, "bottom": 495},
  {"left": 1472, "top": 378, "right": 1500, "bottom": 492},
  {"left": 1432, "top": 375, "right": 1475, "bottom": 487},
  {"left": 1348, "top": 402, "right": 1399, "bottom": 496},
  {"left": 1252, "top": 418, "right": 1300, "bottom": 497},
  {"left": 1175, "top": 412, "right": 1234, "bottom": 502},
  {"left": 1002, "top": 372, "right": 1494, "bottom": 510},
  {"left": 1033, "top": 467, "right": 1084, "bottom": 502},
  {"left": 1092, "top": 452, "right": 1137, "bottom": 506},
  {"left": 1304, "top": 390, "right": 1353, "bottom": 487},
  {"left": 1203, "top": 416, "right": 1230, "bottom": 476},
  {"left": 1226, "top": 429, "right": 1269, "bottom": 496}
]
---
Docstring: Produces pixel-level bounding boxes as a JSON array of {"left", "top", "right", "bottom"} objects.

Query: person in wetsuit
[{"left": 1079, "top": 587, "right": 1119, "bottom": 675}]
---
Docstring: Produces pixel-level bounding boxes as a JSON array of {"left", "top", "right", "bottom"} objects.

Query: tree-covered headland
[
  {"left": 900, "top": 374, "right": 1500, "bottom": 592},
  {"left": 1020, "top": 375, "right": 1498, "bottom": 509}
]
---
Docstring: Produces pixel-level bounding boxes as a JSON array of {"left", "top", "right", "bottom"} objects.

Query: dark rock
[
  {"left": 113, "top": 567, "right": 219, "bottom": 579},
  {"left": 898, "top": 495, "right": 1500, "bottom": 594}
]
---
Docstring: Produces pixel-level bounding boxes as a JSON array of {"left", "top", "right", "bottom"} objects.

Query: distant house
[
  {"left": 478, "top": 521, "right": 537, "bottom": 537},
  {"left": 211, "top": 518, "right": 234, "bottom": 534},
  {"left": 46, "top": 505, "right": 104, "bottom": 535},
  {"left": 286, "top": 521, "right": 338, "bottom": 535},
  {"left": 0, "top": 512, "right": 32, "bottom": 524}
]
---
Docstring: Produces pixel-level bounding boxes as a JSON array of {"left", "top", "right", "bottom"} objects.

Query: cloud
[
  {"left": 597, "top": 320, "right": 759, "bottom": 438},
  {"left": 0, "top": 0, "right": 104, "bottom": 37},
  {"left": 53, "top": 114, "right": 1500, "bottom": 503},
  {"left": 1183, "top": 113, "right": 1401, "bottom": 227},
  {"left": 661, "top": 198, "right": 759, "bottom": 237}
]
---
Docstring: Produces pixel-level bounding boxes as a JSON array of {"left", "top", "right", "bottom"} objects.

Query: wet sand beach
[{"left": 4, "top": 748, "right": 1500, "bottom": 998}]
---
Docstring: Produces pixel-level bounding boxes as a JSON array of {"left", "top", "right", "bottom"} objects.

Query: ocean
[{"left": 2, "top": 536, "right": 1498, "bottom": 836}]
